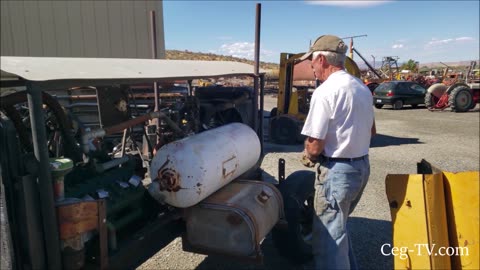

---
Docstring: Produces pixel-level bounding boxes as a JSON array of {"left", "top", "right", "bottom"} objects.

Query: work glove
[{"left": 300, "top": 150, "right": 317, "bottom": 168}]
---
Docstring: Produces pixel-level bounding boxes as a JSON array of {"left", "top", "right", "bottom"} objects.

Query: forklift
[{"left": 269, "top": 52, "right": 361, "bottom": 144}]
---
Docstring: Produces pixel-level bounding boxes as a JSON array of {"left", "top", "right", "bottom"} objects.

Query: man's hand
[{"left": 300, "top": 149, "right": 317, "bottom": 168}]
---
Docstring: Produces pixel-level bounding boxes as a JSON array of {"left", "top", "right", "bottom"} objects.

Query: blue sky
[{"left": 163, "top": 0, "right": 479, "bottom": 65}]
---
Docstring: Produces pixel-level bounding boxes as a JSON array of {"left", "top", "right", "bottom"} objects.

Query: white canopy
[{"left": 0, "top": 56, "right": 261, "bottom": 82}]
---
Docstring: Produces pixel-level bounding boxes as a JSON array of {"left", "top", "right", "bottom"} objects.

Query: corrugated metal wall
[{"left": 0, "top": 0, "right": 165, "bottom": 59}]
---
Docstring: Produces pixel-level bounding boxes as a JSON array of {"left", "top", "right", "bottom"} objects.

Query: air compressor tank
[{"left": 148, "top": 123, "right": 261, "bottom": 208}]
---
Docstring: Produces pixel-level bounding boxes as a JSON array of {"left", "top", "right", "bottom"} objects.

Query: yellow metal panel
[
  {"left": 423, "top": 173, "right": 451, "bottom": 269},
  {"left": 443, "top": 171, "right": 479, "bottom": 270},
  {"left": 386, "top": 174, "right": 432, "bottom": 269},
  {"left": 277, "top": 53, "right": 288, "bottom": 114},
  {"left": 345, "top": 57, "right": 361, "bottom": 78},
  {"left": 387, "top": 169, "right": 479, "bottom": 270},
  {"left": 288, "top": 88, "right": 299, "bottom": 116}
]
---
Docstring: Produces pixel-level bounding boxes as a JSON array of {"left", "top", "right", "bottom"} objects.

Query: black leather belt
[{"left": 321, "top": 155, "right": 368, "bottom": 162}]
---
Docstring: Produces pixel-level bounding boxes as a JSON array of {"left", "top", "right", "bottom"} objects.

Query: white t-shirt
[{"left": 301, "top": 70, "right": 374, "bottom": 158}]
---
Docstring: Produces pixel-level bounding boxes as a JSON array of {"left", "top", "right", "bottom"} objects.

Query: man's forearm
[{"left": 304, "top": 136, "right": 325, "bottom": 158}]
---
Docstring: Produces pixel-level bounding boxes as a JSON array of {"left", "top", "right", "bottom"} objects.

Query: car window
[
  {"left": 396, "top": 83, "right": 410, "bottom": 94},
  {"left": 375, "top": 82, "right": 395, "bottom": 93},
  {"left": 410, "top": 84, "right": 426, "bottom": 94}
]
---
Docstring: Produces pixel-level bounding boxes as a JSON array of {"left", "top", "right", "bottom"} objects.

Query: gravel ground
[{"left": 1, "top": 94, "right": 479, "bottom": 269}]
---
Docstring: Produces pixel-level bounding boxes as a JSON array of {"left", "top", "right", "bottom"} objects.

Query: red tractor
[
  {"left": 425, "top": 82, "right": 479, "bottom": 112},
  {"left": 425, "top": 62, "right": 479, "bottom": 112}
]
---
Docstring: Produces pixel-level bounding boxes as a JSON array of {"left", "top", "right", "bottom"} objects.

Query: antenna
[
  {"left": 341, "top": 34, "right": 367, "bottom": 59},
  {"left": 341, "top": 34, "right": 368, "bottom": 40}
]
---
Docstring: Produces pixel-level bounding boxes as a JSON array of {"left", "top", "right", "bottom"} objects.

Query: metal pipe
[
  {"left": 21, "top": 175, "right": 47, "bottom": 269},
  {"left": 105, "top": 112, "right": 161, "bottom": 135},
  {"left": 253, "top": 3, "right": 261, "bottom": 133},
  {"left": 82, "top": 111, "right": 183, "bottom": 153},
  {"left": 259, "top": 74, "right": 265, "bottom": 156},
  {"left": 254, "top": 4, "right": 261, "bottom": 76},
  {"left": 95, "top": 156, "right": 130, "bottom": 173},
  {"left": 149, "top": 10, "right": 158, "bottom": 60},
  {"left": 150, "top": 10, "right": 160, "bottom": 141},
  {"left": 353, "top": 48, "right": 382, "bottom": 79},
  {"left": 120, "top": 128, "right": 128, "bottom": 157},
  {"left": 26, "top": 83, "right": 62, "bottom": 269}
]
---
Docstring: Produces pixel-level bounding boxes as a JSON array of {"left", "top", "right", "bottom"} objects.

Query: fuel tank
[
  {"left": 148, "top": 123, "right": 261, "bottom": 208},
  {"left": 183, "top": 180, "right": 283, "bottom": 260}
]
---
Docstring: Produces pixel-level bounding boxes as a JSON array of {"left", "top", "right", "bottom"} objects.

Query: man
[{"left": 299, "top": 35, "right": 376, "bottom": 269}]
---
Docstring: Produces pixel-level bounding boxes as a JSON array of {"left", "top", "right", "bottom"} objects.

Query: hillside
[
  {"left": 165, "top": 50, "right": 478, "bottom": 81},
  {"left": 165, "top": 50, "right": 279, "bottom": 71}
]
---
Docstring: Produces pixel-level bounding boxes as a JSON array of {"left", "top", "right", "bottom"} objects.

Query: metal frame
[{"left": 1, "top": 58, "right": 265, "bottom": 269}]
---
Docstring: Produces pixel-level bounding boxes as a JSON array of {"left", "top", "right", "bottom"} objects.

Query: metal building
[{"left": 0, "top": 0, "right": 165, "bottom": 59}]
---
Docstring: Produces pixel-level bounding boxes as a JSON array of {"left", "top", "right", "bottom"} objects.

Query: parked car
[{"left": 373, "top": 81, "right": 426, "bottom": 109}]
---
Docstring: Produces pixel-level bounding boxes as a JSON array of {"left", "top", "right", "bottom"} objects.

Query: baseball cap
[{"left": 299, "top": 35, "right": 348, "bottom": 61}]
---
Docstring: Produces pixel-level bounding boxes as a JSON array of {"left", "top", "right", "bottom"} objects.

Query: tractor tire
[
  {"left": 448, "top": 86, "right": 473, "bottom": 112},
  {"left": 393, "top": 100, "right": 404, "bottom": 110},
  {"left": 469, "top": 101, "right": 477, "bottom": 110},
  {"left": 270, "top": 115, "right": 301, "bottom": 145},
  {"left": 272, "top": 170, "right": 315, "bottom": 264},
  {"left": 374, "top": 104, "right": 384, "bottom": 109}
]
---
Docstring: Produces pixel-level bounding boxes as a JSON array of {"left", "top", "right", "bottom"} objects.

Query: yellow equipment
[
  {"left": 197, "top": 79, "right": 214, "bottom": 87},
  {"left": 269, "top": 52, "right": 361, "bottom": 144},
  {"left": 386, "top": 160, "right": 479, "bottom": 270}
]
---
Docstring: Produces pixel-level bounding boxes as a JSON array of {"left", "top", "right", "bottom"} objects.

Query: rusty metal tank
[
  {"left": 148, "top": 123, "right": 261, "bottom": 208},
  {"left": 182, "top": 180, "right": 283, "bottom": 260}
]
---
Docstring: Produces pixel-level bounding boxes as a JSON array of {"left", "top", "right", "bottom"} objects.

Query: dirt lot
[{"left": 137, "top": 95, "right": 479, "bottom": 270}]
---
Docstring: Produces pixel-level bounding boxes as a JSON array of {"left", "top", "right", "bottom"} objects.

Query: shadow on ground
[
  {"left": 193, "top": 233, "right": 300, "bottom": 270},
  {"left": 378, "top": 105, "right": 427, "bottom": 111},
  {"left": 370, "top": 134, "right": 422, "bottom": 148},
  {"left": 193, "top": 217, "right": 392, "bottom": 270},
  {"left": 348, "top": 217, "right": 393, "bottom": 270}
]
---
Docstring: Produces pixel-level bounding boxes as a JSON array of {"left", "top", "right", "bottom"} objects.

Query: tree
[{"left": 400, "top": 59, "right": 419, "bottom": 71}]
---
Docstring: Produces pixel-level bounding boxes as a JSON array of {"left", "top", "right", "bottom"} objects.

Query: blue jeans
[{"left": 312, "top": 157, "right": 370, "bottom": 270}]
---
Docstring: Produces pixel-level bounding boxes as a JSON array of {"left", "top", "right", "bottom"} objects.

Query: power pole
[{"left": 341, "top": 34, "right": 367, "bottom": 59}]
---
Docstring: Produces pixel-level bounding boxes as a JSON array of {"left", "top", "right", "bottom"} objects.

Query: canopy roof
[{"left": 0, "top": 56, "right": 262, "bottom": 82}]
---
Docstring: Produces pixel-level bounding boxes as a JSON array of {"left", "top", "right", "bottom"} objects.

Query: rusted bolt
[
  {"left": 257, "top": 188, "right": 273, "bottom": 204},
  {"left": 157, "top": 168, "right": 181, "bottom": 192}
]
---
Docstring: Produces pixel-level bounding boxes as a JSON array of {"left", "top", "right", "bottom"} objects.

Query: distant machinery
[{"left": 379, "top": 56, "right": 400, "bottom": 80}]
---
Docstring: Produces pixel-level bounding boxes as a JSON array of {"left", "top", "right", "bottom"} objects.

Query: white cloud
[
  {"left": 213, "top": 42, "right": 275, "bottom": 61},
  {"left": 305, "top": 0, "right": 392, "bottom": 8},
  {"left": 219, "top": 42, "right": 254, "bottom": 59},
  {"left": 455, "top": 37, "right": 474, "bottom": 42},
  {"left": 427, "top": 38, "right": 454, "bottom": 46},
  {"left": 425, "top": 36, "right": 474, "bottom": 47},
  {"left": 392, "top": 44, "right": 404, "bottom": 49}
]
